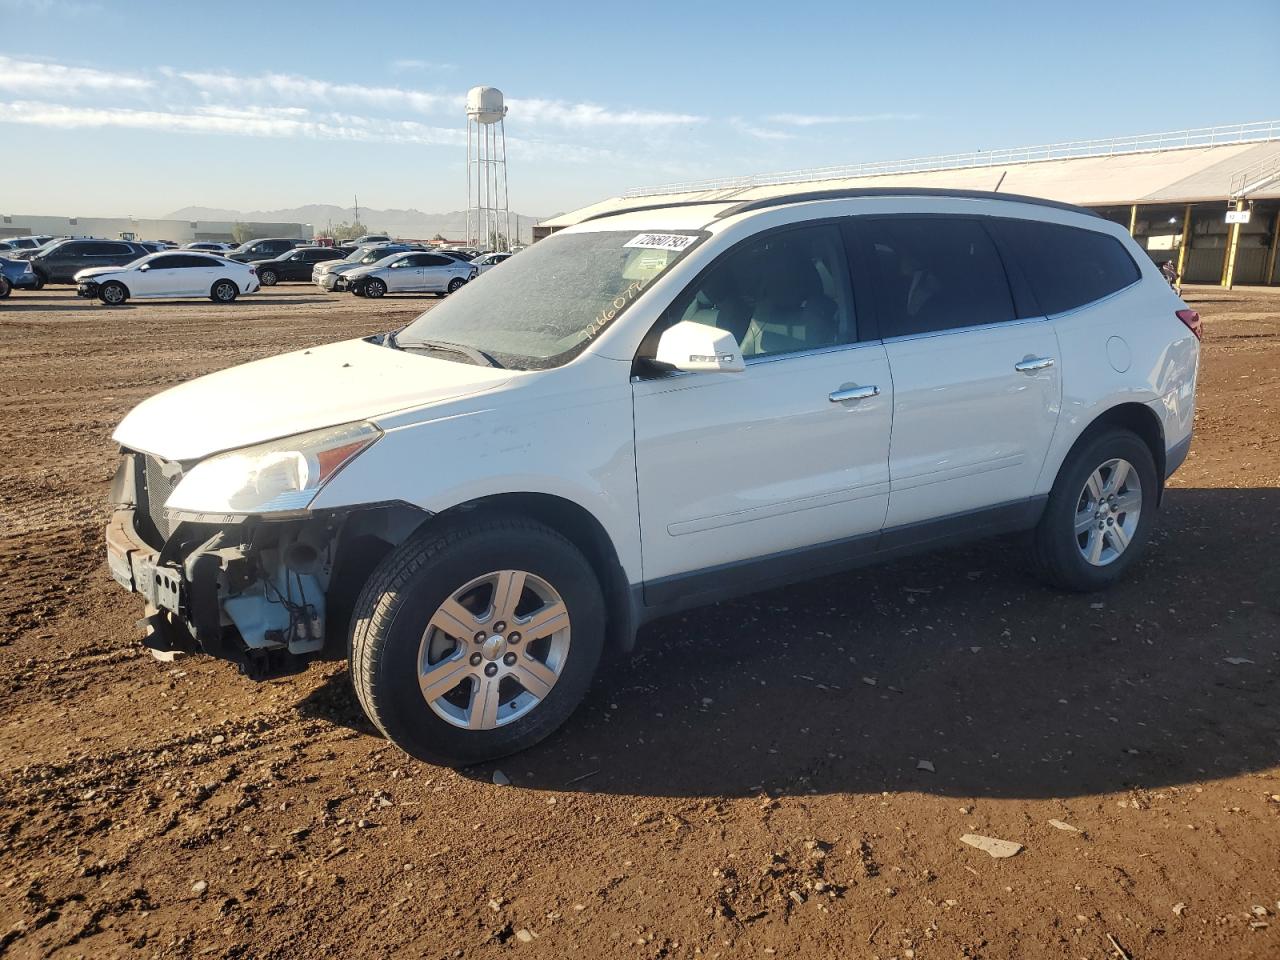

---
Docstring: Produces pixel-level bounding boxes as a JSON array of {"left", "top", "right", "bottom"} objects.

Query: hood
[
  {"left": 112, "top": 337, "right": 512, "bottom": 461},
  {"left": 75, "top": 265, "right": 128, "bottom": 280}
]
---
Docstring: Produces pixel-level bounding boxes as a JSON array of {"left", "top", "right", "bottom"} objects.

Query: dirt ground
[{"left": 0, "top": 282, "right": 1277, "bottom": 960}]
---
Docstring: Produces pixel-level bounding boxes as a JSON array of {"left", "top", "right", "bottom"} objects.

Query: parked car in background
[
  {"left": 352, "top": 234, "right": 392, "bottom": 245},
  {"left": 75, "top": 251, "right": 258, "bottom": 305},
  {"left": 183, "top": 242, "right": 233, "bottom": 253},
  {"left": 1, "top": 235, "right": 55, "bottom": 252},
  {"left": 256, "top": 246, "right": 346, "bottom": 286},
  {"left": 436, "top": 247, "right": 478, "bottom": 260},
  {"left": 341, "top": 250, "right": 476, "bottom": 297},
  {"left": 28, "top": 238, "right": 152, "bottom": 284},
  {"left": 225, "top": 238, "right": 304, "bottom": 263},
  {"left": 0, "top": 256, "right": 40, "bottom": 296},
  {"left": 472, "top": 252, "right": 512, "bottom": 274},
  {"left": 312, "top": 243, "right": 416, "bottom": 290}
]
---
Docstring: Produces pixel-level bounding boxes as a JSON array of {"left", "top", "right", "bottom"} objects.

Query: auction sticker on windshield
[{"left": 624, "top": 233, "right": 700, "bottom": 252}]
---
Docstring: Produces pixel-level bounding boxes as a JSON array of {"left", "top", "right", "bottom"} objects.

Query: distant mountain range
[{"left": 163, "top": 204, "right": 549, "bottom": 241}]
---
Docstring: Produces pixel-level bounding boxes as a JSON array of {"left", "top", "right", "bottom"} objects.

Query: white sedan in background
[{"left": 75, "top": 252, "right": 259, "bottom": 305}]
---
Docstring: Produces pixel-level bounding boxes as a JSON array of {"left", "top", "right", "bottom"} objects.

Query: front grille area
[{"left": 141, "top": 454, "right": 183, "bottom": 542}]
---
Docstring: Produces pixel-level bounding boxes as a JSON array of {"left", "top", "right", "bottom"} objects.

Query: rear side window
[
  {"left": 858, "top": 218, "right": 1016, "bottom": 337},
  {"left": 995, "top": 220, "right": 1140, "bottom": 314}
]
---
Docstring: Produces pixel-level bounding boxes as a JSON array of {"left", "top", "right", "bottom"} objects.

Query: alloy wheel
[
  {"left": 1074, "top": 458, "right": 1142, "bottom": 566},
  {"left": 417, "top": 569, "right": 571, "bottom": 730}
]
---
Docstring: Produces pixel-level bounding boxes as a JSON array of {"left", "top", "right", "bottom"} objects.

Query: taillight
[
  {"left": 1175, "top": 308, "right": 1202, "bottom": 341},
  {"left": 249, "top": 266, "right": 257, "bottom": 274}
]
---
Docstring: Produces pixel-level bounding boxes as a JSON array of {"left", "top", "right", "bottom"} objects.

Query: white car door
[
  {"left": 632, "top": 222, "right": 893, "bottom": 602},
  {"left": 129, "top": 254, "right": 176, "bottom": 297},
  {"left": 851, "top": 216, "right": 1062, "bottom": 532}
]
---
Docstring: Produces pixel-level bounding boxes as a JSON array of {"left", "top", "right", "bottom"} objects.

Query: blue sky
[{"left": 1, "top": 0, "right": 1277, "bottom": 218}]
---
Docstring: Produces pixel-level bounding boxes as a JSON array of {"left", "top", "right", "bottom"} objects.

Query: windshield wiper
[{"left": 404, "top": 338, "right": 504, "bottom": 369}]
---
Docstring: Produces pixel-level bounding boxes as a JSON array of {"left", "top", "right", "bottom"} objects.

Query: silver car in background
[
  {"left": 312, "top": 243, "right": 416, "bottom": 291},
  {"left": 340, "top": 250, "right": 476, "bottom": 298}
]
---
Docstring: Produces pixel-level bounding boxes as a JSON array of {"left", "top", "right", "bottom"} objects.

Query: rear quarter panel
[{"left": 1038, "top": 253, "right": 1199, "bottom": 492}]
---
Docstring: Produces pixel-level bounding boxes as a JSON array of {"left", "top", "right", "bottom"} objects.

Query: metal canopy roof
[{"left": 542, "top": 121, "right": 1280, "bottom": 229}]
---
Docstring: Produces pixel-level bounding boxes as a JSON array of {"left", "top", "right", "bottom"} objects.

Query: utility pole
[{"left": 353, "top": 194, "right": 360, "bottom": 227}]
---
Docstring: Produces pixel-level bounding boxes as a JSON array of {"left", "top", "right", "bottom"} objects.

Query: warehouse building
[
  {"left": 0, "top": 214, "right": 313, "bottom": 245},
  {"left": 537, "top": 121, "right": 1280, "bottom": 287}
]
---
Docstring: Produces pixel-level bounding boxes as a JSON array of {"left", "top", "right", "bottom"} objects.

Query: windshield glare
[{"left": 396, "top": 230, "right": 701, "bottom": 368}]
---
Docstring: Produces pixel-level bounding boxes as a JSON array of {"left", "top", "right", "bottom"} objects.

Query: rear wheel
[
  {"left": 447, "top": 277, "right": 465, "bottom": 294},
  {"left": 1031, "top": 427, "right": 1158, "bottom": 592},
  {"left": 0, "top": 277, "right": 10, "bottom": 299},
  {"left": 349, "top": 517, "right": 605, "bottom": 766},
  {"left": 363, "top": 278, "right": 386, "bottom": 298},
  {"left": 210, "top": 279, "right": 238, "bottom": 303},
  {"left": 99, "top": 281, "right": 128, "bottom": 306},
  {"left": 258, "top": 268, "right": 278, "bottom": 286}
]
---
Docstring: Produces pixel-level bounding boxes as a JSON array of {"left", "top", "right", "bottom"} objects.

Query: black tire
[
  {"left": 32, "top": 272, "right": 46, "bottom": 290},
  {"left": 446, "top": 277, "right": 465, "bottom": 294},
  {"left": 1031, "top": 427, "right": 1159, "bottom": 592},
  {"left": 0, "top": 277, "right": 10, "bottom": 299},
  {"left": 210, "top": 279, "right": 238, "bottom": 303},
  {"left": 98, "top": 281, "right": 128, "bottom": 306},
  {"left": 363, "top": 278, "right": 386, "bottom": 298},
  {"left": 349, "top": 517, "right": 606, "bottom": 766},
  {"left": 258, "top": 268, "right": 278, "bottom": 286}
]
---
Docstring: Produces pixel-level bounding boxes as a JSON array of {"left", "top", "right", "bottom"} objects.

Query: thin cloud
[
  {"left": 172, "top": 69, "right": 461, "bottom": 116},
  {"left": 0, "top": 99, "right": 467, "bottom": 146},
  {"left": 509, "top": 97, "right": 704, "bottom": 128},
  {"left": 0, "top": 55, "right": 150, "bottom": 94},
  {"left": 765, "top": 112, "right": 920, "bottom": 126},
  {"left": 730, "top": 118, "right": 796, "bottom": 141}
]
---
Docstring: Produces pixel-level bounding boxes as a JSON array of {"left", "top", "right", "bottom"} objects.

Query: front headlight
[{"left": 165, "top": 421, "right": 381, "bottom": 516}]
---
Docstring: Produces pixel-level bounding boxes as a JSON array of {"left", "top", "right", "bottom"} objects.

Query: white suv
[{"left": 105, "top": 189, "right": 1200, "bottom": 766}]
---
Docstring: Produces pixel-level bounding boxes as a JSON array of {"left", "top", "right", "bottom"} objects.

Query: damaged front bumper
[{"left": 105, "top": 459, "right": 329, "bottom": 679}]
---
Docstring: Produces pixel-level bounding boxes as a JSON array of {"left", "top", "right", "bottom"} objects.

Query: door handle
[
  {"left": 829, "top": 385, "right": 880, "bottom": 403},
  {"left": 1014, "top": 357, "right": 1055, "bottom": 373}
]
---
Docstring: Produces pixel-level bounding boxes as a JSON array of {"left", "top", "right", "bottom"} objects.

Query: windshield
[{"left": 396, "top": 230, "right": 702, "bottom": 368}]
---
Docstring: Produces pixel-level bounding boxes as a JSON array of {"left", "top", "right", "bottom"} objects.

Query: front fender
[{"left": 310, "top": 359, "right": 641, "bottom": 581}]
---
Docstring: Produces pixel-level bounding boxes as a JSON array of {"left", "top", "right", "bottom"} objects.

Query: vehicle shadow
[{"left": 298, "top": 486, "right": 1279, "bottom": 800}]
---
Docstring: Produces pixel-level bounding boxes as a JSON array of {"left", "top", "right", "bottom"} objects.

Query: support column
[
  {"left": 1222, "top": 199, "right": 1245, "bottom": 289},
  {"left": 1128, "top": 204, "right": 1138, "bottom": 236},
  {"left": 1266, "top": 208, "right": 1280, "bottom": 286},
  {"left": 1176, "top": 203, "right": 1192, "bottom": 279}
]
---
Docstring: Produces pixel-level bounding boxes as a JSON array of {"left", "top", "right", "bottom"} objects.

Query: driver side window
[{"left": 673, "top": 223, "right": 856, "bottom": 359}]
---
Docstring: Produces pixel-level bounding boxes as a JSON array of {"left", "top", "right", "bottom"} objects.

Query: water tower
[{"left": 465, "top": 86, "right": 511, "bottom": 251}]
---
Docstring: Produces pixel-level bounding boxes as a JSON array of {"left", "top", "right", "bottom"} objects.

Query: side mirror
[
  {"left": 139, "top": 264, "right": 150, "bottom": 271},
  {"left": 653, "top": 320, "right": 745, "bottom": 374}
]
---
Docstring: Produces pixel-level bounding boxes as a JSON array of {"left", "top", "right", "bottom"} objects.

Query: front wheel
[
  {"left": 446, "top": 277, "right": 465, "bottom": 294},
  {"left": 99, "top": 281, "right": 128, "bottom": 305},
  {"left": 0, "top": 277, "right": 10, "bottom": 299},
  {"left": 1031, "top": 427, "right": 1158, "bottom": 592},
  {"left": 349, "top": 517, "right": 605, "bottom": 766},
  {"left": 258, "top": 268, "right": 278, "bottom": 286},
  {"left": 363, "top": 278, "right": 386, "bottom": 298},
  {"left": 210, "top": 279, "right": 238, "bottom": 303}
]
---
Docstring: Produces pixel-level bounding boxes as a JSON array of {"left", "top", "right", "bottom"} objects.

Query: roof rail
[
  {"left": 713, "top": 187, "right": 1101, "bottom": 219},
  {"left": 576, "top": 187, "right": 1100, "bottom": 226}
]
